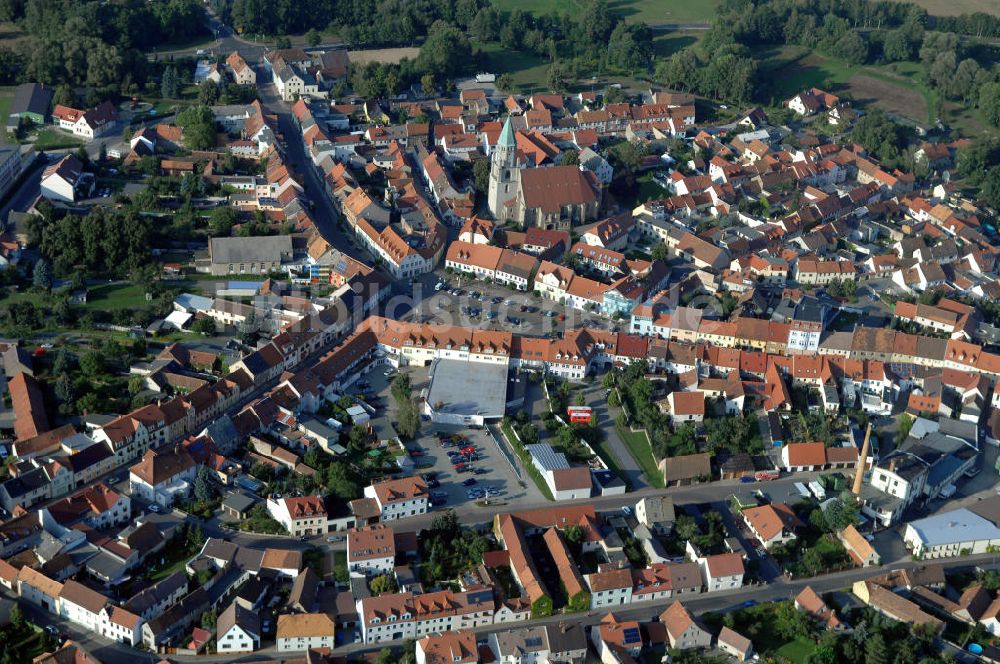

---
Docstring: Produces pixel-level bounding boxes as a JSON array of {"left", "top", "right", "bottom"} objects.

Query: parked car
[
  {"left": 462, "top": 478, "right": 477, "bottom": 486},
  {"left": 327, "top": 535, "right": 345, "bottom": 542}
]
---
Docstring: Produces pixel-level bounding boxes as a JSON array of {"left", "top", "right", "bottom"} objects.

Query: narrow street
[{"left": 255, "top": 68, "right": 355, "bottom": 256}]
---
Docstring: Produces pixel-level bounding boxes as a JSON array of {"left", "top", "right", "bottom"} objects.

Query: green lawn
[
  {"left": 32, "top": 128, "right": 83, "bottom": 150},
  {"left": 148, "top": 545, "right": 195, "bottom": 581},
  {"left": 83, "top": 283, "right": 150, "bottom": 310},
  {"left": 0, "top": 87, "right": 14, "bottom": 143},
  {"left": 652, "top": 30, "right": 702, "bottom": 58},
  {"left": 775, "top": 637, "right": 817, "bottom": 664},
  {"left": 492, "top": 0, "right": 720, "bottom": 23},
  {"left": 615, "top": 422, "right": 665, "bottom": 488},
  {"left": 477, "top": 43, "right": 550, "bottom": 94},
  {"left": 758, "top": 46, "right": 857, "bottom": 101}
]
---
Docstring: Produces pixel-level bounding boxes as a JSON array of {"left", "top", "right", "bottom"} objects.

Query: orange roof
[
  {"left": 9, "top": 372, "right": 49, "bottom": 441},
  {"left": 784, "top": 442, "right": 827, "bottom": 466},
  {"left": 671, "top": 390, "right": 705, "bottom": 416},
  {"left": 743, "top": 503, "right": 802, "bottom": 541},
  {"left": 660, "top": 601, "right": 696, "bottom": 640}
]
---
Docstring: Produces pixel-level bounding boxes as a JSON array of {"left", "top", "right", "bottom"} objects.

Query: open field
[
  {"left": 491, "top": 0, "right": 720, "bottom": 24},
  {"left": 477, "top": 43, "right": 550, "bottom": 93},
  {"left": 846, "top": 73, "right": 929, "bottom": 123},
  {"left": 84, "top": 283, "right": 150, "bottom": 310},
  {"left": 758, "top": 46, "right": 938, "bottom": 125},
  {"left": 652, "top": 30, "right": 702, "bottom": 57},
  {"left": 348, "top": 47, "right": 420, "bottom": 65},
  {"left": 886, "top": 0, "right": 999, "bottom": 17}
]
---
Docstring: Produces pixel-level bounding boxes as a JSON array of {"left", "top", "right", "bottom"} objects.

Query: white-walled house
[
  {"left": 128, "top": 448, "right": 197, "bottom": 508},
  {"left": 347, "top": 525, "right": 396, "bottom": 576},
  {"left": 266, "top": 496, "right": 329, "bottom": 536},
  {"left": 276, "top": 613, "right": 335, "bottom": 652},
  {"left": 364, "top": 477, "right": 429, "bottom": 521},
  {"left": 217, "top": 601, "right": 261, "bottom": 654}
]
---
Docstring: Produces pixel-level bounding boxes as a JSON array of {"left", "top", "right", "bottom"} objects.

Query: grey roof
[
  {"left": 125, "top": 570, "right": 188, "bottom": 614},
  {"left": 222, "top": 492, "right": 257, "bottom": 513},
  {"left": 203, "top": 415, "right": 240, "bottom": 450},
  {"left": 544, "top": 623, "right": 587, "bottom": 656},
  {"left": 218, "top": 600, "right": 260, "bottom": 638},
  {"left": 1, "top": 466, "right": 49, "bottom": 499},
  {"left": 793, "top": 297, "right": 824, "bottom": 323},
  {"left": 526, "top": 443, "right": 570, "bottom": 472},
  {"left": 175, "top": 293, "right": 214, "bottom": 312},
  {"left": 906, "top": 503, "right": 1000, "bottom": 548},
  {"left": 495, "top": 625, "right": 549, "bottom": 656},
  {"left": 8, "top": 83, "right": 52, "bottom": 121},
  {"left": 424, "top": 358, "right": 508, "bottom": 417},
  {"left": 209, "top": 236, "right": 293, "bottom": 265},
  {"left": 85, "top": 550, "right": 130, "bottom": 582}
]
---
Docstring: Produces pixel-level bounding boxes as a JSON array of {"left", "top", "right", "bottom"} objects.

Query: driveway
[{"left": 580, "top": 382, "right": 647, "bottom": 490}]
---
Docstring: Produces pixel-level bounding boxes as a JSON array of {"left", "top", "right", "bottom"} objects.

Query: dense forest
[{"left": 0, "top": 0, "right": 207, "bottom": 91}]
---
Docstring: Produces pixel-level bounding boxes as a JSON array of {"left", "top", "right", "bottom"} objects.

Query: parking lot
[{"left": 386, "top": 365, "right": 548, "bottom": 512}]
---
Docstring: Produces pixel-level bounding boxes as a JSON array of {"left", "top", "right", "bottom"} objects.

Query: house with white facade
[
  {"left": 276, "top": 613, "right": 335, "bottom": 652},
  {"left": 266, "top": 496, "right": 329, "bottom": 536},
  {"left": 364, "top": 477, "right": 429, "bottom": 521},
  {"left": 217, "top": 600, "right": 261, "bottom": 654},
  {"left": 347, "top": 524, "right": 396, "bottom": 576},
  {"left": 128, "top": 447, "right": 197, "bottom": 508}
]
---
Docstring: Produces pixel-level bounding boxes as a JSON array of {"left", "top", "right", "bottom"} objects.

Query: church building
[{"left": 487, "top": 115, "right": 601, "bottom": 230}]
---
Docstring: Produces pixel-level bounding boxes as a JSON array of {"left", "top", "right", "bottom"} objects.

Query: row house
[{"left": 359, "top": 589, "right": 495, "bottom": 643}]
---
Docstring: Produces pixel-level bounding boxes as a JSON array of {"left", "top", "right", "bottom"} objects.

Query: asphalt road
[
  {"left": 148, "top": 10, "right": 343, "bottom": 61},
  {"left": 255, "top": 65, "right": 356, "bottom": 259}
]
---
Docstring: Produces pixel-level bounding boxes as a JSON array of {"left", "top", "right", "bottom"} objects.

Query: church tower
[{"left": 487, "top": 114, "right": 518, "bottom": 220}]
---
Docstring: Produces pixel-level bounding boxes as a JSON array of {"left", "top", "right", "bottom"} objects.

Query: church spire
[{"left": 498, "top": 114, "right": 516, "bottom": 149}]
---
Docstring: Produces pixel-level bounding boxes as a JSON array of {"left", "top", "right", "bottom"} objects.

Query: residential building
[
  {"left": 347, "top": 524, "right": 396, "bottom": 576},
  {"left": 217, "top": 600, "right": 261, "bottom": 654},
  {"left": 128, "top": 447, "right": 197, "bottom": 508},
  {"left": 276, "top": 612, "right": 335, "bottom": 652},
  {"left": 267, "top": 496, "right": 328, "bottom": 536},
  {"left": 364, "top": 477, "right": 429, "bottom": 521},
  {"left": 660, "top": 601, "right": 711, "bottom": 650}
]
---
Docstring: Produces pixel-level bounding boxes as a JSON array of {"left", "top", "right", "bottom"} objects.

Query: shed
[{"left": 222, "top": 492, "right": 258, "bottom": 519}]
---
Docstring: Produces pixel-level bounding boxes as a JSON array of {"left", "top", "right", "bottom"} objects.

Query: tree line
[
  {"left": 655, "top": 0, "right": 1000, "bottom": 122},
  {"left": 0, "top": 0, "right": 206, "bottom": 90}
]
